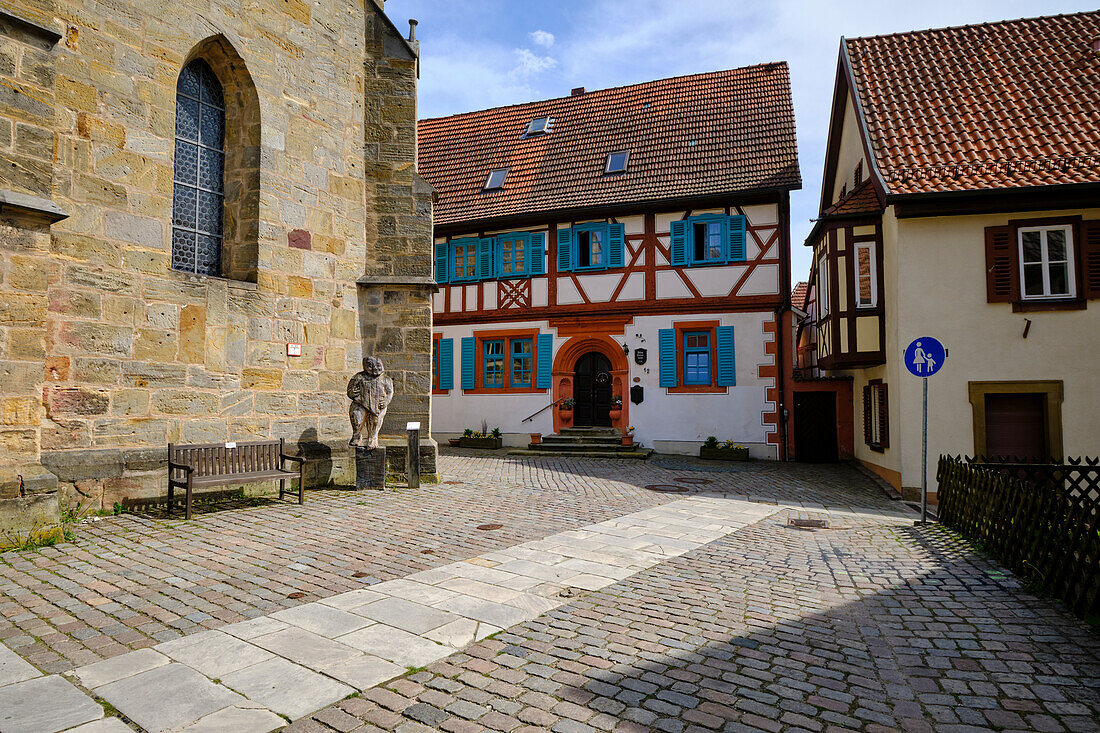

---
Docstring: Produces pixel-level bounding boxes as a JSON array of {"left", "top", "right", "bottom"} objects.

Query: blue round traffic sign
[{"left": 904, "top": 337, "right": 945, "bottom": 377}]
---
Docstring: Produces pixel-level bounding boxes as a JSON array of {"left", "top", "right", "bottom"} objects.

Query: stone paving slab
[
  {"left": 95, "top": 663, "right": 244, "bottom": 732},
  {"left": 0, "top": 636, "right": 39, "bottom": 686},
  {"left": 0, "top": 674, "right": 103, "bottom": 733}
]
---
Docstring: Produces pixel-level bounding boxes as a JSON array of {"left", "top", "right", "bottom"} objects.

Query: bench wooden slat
[{"left": 167, "top": 439, "right": 305, "bottom": 519}]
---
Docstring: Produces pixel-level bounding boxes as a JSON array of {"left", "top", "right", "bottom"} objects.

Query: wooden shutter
[
  {"left": 984, "top": 225, "right": 1017, "bottom": 302},
  {"left": 477, "top": 237, "right": 494, "bottom": 280},
  {"left": 438, "top": 338, "right": 454, "bottom": 390},
  {"left": 529, "top": 233, "right": 546, "bottom": 275},
  {"left": 460, "top": 337, "right": 475, "bottom": 390},
  {"left": 557, "top": 228, "right": 572, "bottom": 272},
  {"left": 1081, "top": 220, "right": 1100, "bottom": 299},
  {"left": 877, "top": 383, "right": 889, "bottom": 449},
  {"left": 716, "top": 326, "right": 736, "bottom": 386},
  {"left": 863, "top": 384, "right": 873, "bottom": 445},
  {"left": 535, "top": 333, "right": 553, "bottom": 389},
  {"left": 434, "top": 242, "right": 449, "bottom": 284},
  {"left": 608, "top": 223, "right": 625, "bottom": 268},
  {"left": 727, "top": 215, "right": 747, "bottom": 262},
  {"left": 658, "top": 328, "right": 677, "bottom": 388},
  {"left": 670, "top": 220, "right": 688, "bottom": 265}
]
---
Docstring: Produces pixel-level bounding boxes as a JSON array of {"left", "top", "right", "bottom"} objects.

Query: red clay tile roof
[
  {"left": 418, "top": 65, "right": 801, "bottom": 227},
  {"left": 822, "top": 179, "right": 884, "bottom": 216},
  {"left": 791, "top": 281, "right": 809, "bottom": 310},
  {"left": 846, "top": 10, "right": 1100, "bottom": 195}
]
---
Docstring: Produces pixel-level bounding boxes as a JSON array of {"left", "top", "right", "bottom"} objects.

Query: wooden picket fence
[{"left": 936, "top": 455, "right": 1100, "bottom": 621}]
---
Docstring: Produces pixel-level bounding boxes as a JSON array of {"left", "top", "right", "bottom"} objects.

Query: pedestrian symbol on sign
[{"left": 904, "top": 337, "right": 945, "bottom": 378}]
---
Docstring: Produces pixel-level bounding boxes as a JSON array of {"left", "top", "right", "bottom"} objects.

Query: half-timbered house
[
  {"left": 795, "top": 11, "right": 1100, "bottom": 496},
  {"left": 418, "top": 67, "right": 801, "bottom": 457}
]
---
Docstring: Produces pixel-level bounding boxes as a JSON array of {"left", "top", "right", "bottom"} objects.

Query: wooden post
[{"left": 407, "top": 421, "right": 421, "bottom": 489}]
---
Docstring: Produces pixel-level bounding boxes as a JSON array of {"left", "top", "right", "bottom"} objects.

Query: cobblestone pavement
[
  {"left": 293, "top": 511, "right": 1100, "bottom": 733},
  {"left": 0, "top": 453, "right": 902, "bottom": 674}
]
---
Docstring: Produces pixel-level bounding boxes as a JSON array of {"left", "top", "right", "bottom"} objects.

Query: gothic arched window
[{"left": 172, "top": 59, "right": 224, "bottom": 276}]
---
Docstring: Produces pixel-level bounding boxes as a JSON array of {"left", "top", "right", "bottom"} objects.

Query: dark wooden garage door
[{"left": 984, "top": 393, "right": 1046, "bottom": 460}]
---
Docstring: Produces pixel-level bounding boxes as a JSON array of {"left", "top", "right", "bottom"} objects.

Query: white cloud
[
  {"left": 512, "top": 48, "right": 557, "bottom": 78},
  {"left": 529, "top": 30, "right": 555, "bottom": 48}
]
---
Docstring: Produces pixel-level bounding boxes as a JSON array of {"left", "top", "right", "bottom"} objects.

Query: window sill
[
  {"left": 462, "top": 386, "right": 547, "bottom": 395},
  {"left": 1012, "top": 299, "right": 1086, "bottom": 313},
  {"left": 432, "top": 388, "right": 451, "bottom": 395},
  {"left": 668, "top": 384, "right": 728, "bottom": 394},
  {"left": 167, "top": 268, "right": 258, "bottom": 291},
  {"left": 867, "top": 443, "right": 886, "bottom": 453}
]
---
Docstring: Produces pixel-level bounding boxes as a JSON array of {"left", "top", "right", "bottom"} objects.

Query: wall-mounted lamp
[{"left": 622, "top": 343, "right": 630, "bottom": 354}]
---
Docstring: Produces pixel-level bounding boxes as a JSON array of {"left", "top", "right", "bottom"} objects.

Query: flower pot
[
  {"left": 530, "top": 433, "right": 542, "bottom": 445},
  {"left": 559, "top": 408, "right": 572, "bottom": 420},
  {"left": 699, "top": 446, "right": 750, "bottom": 461},
  {"left": 448, "top": 438, "right": 462, "bottom": 447},
  {"left": 609, "top": 408, "right": 622, "bottom": 423},
  {"left": 621, "top": 435, "right": 634, "bottom": 447},
  {"left": 458, "top": 437, "right": 502, "bottom": 449}
]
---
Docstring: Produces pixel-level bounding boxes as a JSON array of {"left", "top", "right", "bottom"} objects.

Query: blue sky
[{"left": 399, "top": 0, "right": 1093, "bottom": 283}]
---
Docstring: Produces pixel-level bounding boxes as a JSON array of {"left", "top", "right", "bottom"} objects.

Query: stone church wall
[{"left": 0, "top": 0, "right": 436, "bottom": 539}]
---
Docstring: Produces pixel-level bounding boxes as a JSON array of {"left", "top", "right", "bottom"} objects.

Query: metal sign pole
[{"left": 920, "top": 375, "right": 928, "bottom": 524}]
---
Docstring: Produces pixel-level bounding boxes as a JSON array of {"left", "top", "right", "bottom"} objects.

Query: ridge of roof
[
  {"left": 417, "top": 63, "right": 790, "bottom": 125},
  {"left": 844, "top": 8, "right": 1098, "bottom": 45}
]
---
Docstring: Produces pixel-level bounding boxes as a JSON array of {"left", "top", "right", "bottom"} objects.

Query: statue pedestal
[{"left": 355, "top": 446, "right": 386, "bottom": 490}]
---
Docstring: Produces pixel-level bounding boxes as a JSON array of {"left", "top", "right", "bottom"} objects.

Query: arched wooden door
[{"left": 573, "top": 352, "right": 613, "bottom": 426}]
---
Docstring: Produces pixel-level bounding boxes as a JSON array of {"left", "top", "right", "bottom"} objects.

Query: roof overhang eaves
[{"left": 434, "top": 185, "right": 799, "bottom": 235}]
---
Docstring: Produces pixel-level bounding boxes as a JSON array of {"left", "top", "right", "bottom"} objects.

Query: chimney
[
  {"left": 571, "top": 87, "right": 585, "bottom": 96},
  {"left": 408, "top": 18, "right": 418, "bottom": 42}
]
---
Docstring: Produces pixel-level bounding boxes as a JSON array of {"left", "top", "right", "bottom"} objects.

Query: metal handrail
[{"left": 522, "top": 397, "right": 565, "bottom": 423}]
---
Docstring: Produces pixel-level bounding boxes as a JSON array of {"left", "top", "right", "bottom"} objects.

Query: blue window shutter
[
  {"left": 529, "top": 233, "right": 545, "bottom": 275},
  {"left": 439, "top": 338, "right": 454, "bottom": 390},
  {"left": 477, "top": 237, "right": 495, "bottom": 279},
  {"left": 608, "top": 223, "right": 625, "bottom": 268},
  {"left": 716, "top": 326, "right": 736, "bottom": 386},
  {"left": 557, "top": 228, "right": 572, "bottom": 272},
  {"left": 434, "top": 242, "right": 449, "bottom": 283},
  {"left": 658, "top": 328, "right": 677, "bottom": 388},
  {"left": 727, "top": 215, "right": 747, "bottom": 262},
  {"left": 460, "top": 337, "right": 475, "bottom": 390},
  {"left": 536, "top": 333, "right": 553, "bottom": 389},
  {"left": 670, "top": 221, "right": 688, "bottom": 265}
]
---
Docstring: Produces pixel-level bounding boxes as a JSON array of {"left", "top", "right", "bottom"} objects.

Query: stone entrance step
[{"left": 508, "top": 448, "right": 653, "bottom": 459}]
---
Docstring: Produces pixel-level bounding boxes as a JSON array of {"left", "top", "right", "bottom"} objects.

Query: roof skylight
[
  {"left": 484, "top": 168, "right": 509, "bottom": 190},
  {"left": 605, "top": 151, "right": 630, "bottom": 174},
  {"left": 525, "top": 117, "right": 552, "bottom": 136}
]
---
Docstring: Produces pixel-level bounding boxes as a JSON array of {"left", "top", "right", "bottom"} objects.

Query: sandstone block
[
  {"left": 152, "top": 390, "right": 218, "bottom": 415},
  {"left": 242, "top": 367, "right": 281, "bottom": 390},
  {"left": 0, "top": 293, "right": 47, "bottom": 324},
  {"left": 93, "top": 418, "right": 168, "bottom": 447},
  {"left": 178, "top": 304, "right": 206, "bottom": 363},
  {"left": 74, "top": 357, "right": 122, "bottom": 384},
  {"left": 2, "top": 396, "right": 41, "bottom": 426},
  {"left": 122, "top": 361, "right": 187, "bottom": 388},
  {"left": 112, "top": 389, "right": 150, "bottom": 416},
  {"left": 57, "top": 321, "right": 132, "bottom": 356},
  {"left": 44, "top": 356, "right": 70, "bottom": 382},
  {"left": 46, "top": 386, "right": 109, "bottom": 416}
]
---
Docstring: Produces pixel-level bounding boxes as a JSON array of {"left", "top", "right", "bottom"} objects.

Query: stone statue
[{"left": 347, "top": 356, "right": 394, "bottom": 449}]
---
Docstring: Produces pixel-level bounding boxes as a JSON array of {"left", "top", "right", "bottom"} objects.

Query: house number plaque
[{"left": 634, "top": 348, "right": 647, "bottom": 365}]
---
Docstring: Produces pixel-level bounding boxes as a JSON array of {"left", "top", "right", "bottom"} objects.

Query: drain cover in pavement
[
  {"left": 675, "top": 477, "right": 713, "bottom": 485},
  {"left": 788, "top": 517, "right": 829, "bottom": 529},
  {"left": 644, "top": 484, "right": 688, "bottom": 493},
  {"left": 287, "top": 591, "right": 306, "bottom": 599},
  {"left": 476, "top": 523, "right": 503, "bottom": 530}
]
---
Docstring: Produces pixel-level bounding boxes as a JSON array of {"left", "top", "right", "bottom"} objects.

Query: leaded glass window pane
[{"left": 172, "top": 59, "right": 224, "bottom": 277}]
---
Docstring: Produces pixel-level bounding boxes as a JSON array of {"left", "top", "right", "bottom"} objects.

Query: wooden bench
[{"left": 168, "top": 439, "right": 304, "bottom": 519}]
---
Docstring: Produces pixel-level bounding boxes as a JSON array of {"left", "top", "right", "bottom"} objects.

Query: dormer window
[
  {"left": 525, "top": 117, "right": 552, "bottom": 136},
  {"left": 484, "top": 168, "right": 508, "bottom": 190},
  {"left": 605, "top": 151, "right": 629, "bottom": 174}
]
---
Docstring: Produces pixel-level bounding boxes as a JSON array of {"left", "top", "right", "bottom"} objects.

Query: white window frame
[
  {"left": 1017, "top": 225, "right": 1075, "bottom": 300},
  {"left": 526, "top": 117, "right": 551, "bottom": 135},
  {"left": 854, "top": 241, "right": 877, "bottom": 308}
]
